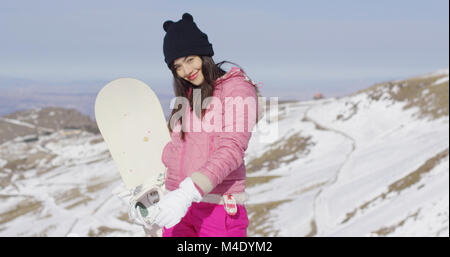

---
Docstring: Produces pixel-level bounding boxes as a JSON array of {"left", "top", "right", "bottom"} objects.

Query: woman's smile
[{"left": 188, "top": 71, "right": 199, "bottom": 80}]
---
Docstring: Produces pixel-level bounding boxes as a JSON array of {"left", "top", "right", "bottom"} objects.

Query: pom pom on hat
[
  {"left": 182, "top": 12, "right": 194, "bottom": 22},
  {"left": 163, "top": 20, "right": 174, "bottom": 32}
]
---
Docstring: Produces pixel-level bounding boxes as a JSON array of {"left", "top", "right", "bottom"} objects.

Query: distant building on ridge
[{"left": 313, "top": 93, "right": 324, "bottom": 100}]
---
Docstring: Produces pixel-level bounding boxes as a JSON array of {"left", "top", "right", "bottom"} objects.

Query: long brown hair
[{"left": 168, "top": 56, "right": 259, "bottom": 140}]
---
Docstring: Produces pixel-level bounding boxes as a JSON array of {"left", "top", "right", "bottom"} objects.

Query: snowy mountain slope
[
  {"left": 245, "top": 69, "right": 448, "bottom": 237},
  {"left": 0, "top": 131, "right": 142, "bottom": 236},
  {"left": 0, "top": 69, "right": 448, "bottom": 236}
]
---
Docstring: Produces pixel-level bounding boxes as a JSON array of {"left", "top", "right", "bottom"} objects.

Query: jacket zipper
[
  {"left": 208, "top": 135, "right": 214, "bottom": 157},
  {"left": 180, "top": 139, "right": 187, "bottom": 178}
]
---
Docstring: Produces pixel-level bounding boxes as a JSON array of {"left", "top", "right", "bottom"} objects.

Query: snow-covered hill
[
  {"left": 245, "top": 68, "right": 449, "bottom": 237},
  {"left": 0, "top": 69, "right": 448, "bottom": 236}
]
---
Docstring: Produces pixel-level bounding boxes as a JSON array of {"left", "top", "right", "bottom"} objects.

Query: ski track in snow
[
  {"left": 0, "top": 117, "right": 37, "bottom": 129},
  {"left": 302, "top": 105, "right": 357, "bottom": 236}
]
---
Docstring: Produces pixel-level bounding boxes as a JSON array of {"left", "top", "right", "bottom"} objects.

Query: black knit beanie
[{"left": 163, "top": 13, "right": 214, "bottom": 69}]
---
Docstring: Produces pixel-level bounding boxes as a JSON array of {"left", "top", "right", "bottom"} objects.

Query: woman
[{"left": 146, "top": 12, "right": 261, "bottom": 237}]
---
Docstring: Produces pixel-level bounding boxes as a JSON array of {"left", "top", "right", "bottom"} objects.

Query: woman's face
[{"left": 173, "top": 55, "right": 204, "bottom": 86}]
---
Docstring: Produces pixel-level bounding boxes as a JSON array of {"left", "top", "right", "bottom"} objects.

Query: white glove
[{"left": 147, "top": 177, "right": 202, "bottom": 229}]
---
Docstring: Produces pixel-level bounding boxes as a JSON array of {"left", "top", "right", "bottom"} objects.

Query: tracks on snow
[{"left": 302, "top": 105, "right": 356, "bottom": 236}]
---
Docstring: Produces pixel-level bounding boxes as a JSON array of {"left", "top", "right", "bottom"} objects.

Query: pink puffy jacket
[{"left": 161, "top": 66, "right": 258, "bottom": 197}]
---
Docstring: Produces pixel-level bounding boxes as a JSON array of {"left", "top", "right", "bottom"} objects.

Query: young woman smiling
[{"left": 136, "top": 12, "right": 261, "bottom": 237}]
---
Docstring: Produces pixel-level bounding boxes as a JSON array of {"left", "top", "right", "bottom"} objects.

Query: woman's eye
[{"left": 187, "top": 58, "right": 193, "bottom": 62}]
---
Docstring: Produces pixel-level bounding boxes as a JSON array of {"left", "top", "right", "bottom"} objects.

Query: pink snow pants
[{"left": 162, "top": 202, "right": 249, "bottom": 237}]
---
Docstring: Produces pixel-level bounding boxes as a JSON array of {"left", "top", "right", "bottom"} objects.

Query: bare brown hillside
[{"left": 0, "top": 107, "right": 99, "bottom": 145}]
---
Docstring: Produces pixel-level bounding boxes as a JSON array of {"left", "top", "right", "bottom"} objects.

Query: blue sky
[{"left": 0, "top": 0, "right": 448, "bottom": 98}]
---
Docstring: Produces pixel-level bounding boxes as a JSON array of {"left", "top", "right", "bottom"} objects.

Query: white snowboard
[{"left": 95, "top": 78, "right": 170, "bottom": 236}]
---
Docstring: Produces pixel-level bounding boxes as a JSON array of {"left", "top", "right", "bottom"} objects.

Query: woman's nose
[{"left": 183, "top": 65, "right": 193, "bottom": 76}]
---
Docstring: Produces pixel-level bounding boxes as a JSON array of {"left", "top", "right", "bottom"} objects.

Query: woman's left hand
[{"left": 147, "top": 177, "right": 202, "bottom": 228}]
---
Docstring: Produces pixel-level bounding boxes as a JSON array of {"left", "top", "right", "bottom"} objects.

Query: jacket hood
[
  {"left": 215, "top": 67, "right": 245, "bottom": 85},
  {"left": 214, "top": 66, "right": 257, "bottom": 88}
]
